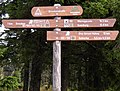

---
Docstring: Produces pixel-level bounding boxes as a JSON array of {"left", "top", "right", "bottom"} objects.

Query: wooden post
[{"left": 53, "top": 4, "right": 61, "bottom": 91}]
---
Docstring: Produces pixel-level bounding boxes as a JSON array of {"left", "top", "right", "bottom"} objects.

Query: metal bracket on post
[{"left": 53, "top": 4, "right": 61, "bottom": 91}]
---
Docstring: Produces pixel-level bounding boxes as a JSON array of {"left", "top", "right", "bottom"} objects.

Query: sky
[
  {"left": 0, "top": 0, "right": 7, "bottom": 4},
  {"left": 0, "top": 25, "right": 5, "bottom": 32},
  {"left": 0, "top": 14, "right": 9, "bottom": 39},
  {"left": 0, "top": 25, "right": 7, "bottom": 39}
]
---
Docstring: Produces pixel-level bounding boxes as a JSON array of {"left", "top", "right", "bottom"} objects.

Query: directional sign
[
  {"left": 47, "top": 31, "right": 119, "bottom": 41},
  {"left": 57, "top": 19, "right": 116, "bottom": 28},
  {"left": 2, "top": 19, "right": 116, "bottom": 28},
  {"left": 31, "top": 6, "right": 83, "bottom": 17},
  {"left": 2, "top": 19, "right": 55, "bottom": 28}
]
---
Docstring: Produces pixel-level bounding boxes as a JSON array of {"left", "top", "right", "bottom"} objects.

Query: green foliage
[
  {"left": 105, "top": 88, "right": 115, "bottom": 91},
  {"left": 0, "top": 0, "right": 120, "bottom": 91},
  {"left": 83, "top": 2, "right": 109, "bottom": 18},
  {"left": 0, "top": 76, "right": 20, "bottom": 91},
  {"left": 0, "top": 47, "right": 8, "bottom": 57}
]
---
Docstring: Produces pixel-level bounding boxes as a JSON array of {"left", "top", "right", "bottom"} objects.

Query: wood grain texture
[
  {"left": 2, "top": 19, "right": 116, "bottom": 28},
  {"left": 31, "top": 6, "right": 83, "bottom": 17},
  {"left": 53, "top": 4, "right": 61, "bottom": 91},
  {"left": 47, "top": 31, "right": 119, "bottom": 41}
]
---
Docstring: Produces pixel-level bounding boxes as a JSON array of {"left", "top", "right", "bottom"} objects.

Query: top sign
[{"left": 31, "top": 6, "right": 83, "bottom": 17}]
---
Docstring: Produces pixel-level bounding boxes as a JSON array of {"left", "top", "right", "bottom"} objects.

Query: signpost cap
[{"left": 54, "top": 4, "right": 61, "bottom": 6}]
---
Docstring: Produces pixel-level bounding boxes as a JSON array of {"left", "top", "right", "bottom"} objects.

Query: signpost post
[
  {"left": 53, "top": 4, "right": 61, "bottom": 91},
  {"left": 2, "top": 4, "right": 119, "bottom": 91}
]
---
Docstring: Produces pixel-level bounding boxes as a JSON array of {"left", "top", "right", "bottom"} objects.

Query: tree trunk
[
  {"left": 23, "top": 60, "right": 30, "bottom": 91},
  {"left": 61, "top": 62, "right": 69, "bottom": 91},
  {"left": 85, "top": 61, "right": 89, "bottom": 91},
  {"left": 78, "top": 66, "right": 82, "bottom": 91},
  {"left": 93, "top": 60, "right": 101, "bottom": 91},
  {"left": 85, "top": 59, "right": 93, "bottom": 91},
  {"left": 29, "top": 55, "right": 42, "bottom": 91}
]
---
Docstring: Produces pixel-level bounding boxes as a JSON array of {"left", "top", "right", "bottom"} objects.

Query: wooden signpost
[
  {"left": 57, "top": 19, "right": 116, "bottom": 28},
  {"left": 52, "top": 4, "right": 61, "bottom": 91},
  {"left": 31, "top": 5, "right": 83, "bottom": 17},
  {"left": 2, "top": 19, "right": 116, "bottom": 28},
  {"left": 2, "top": 19, "right": 55, "bottom": 28},
  {"left": 2, "top": 4, "right": 119, "bottom": 91},
  {"left": 47, "top": 31, "right": 119, "bottom": 41}
]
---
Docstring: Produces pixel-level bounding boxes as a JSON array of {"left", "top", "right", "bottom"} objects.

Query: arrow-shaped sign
[
  {"left": 2, "top": 19, "right": 54, "bottom": 28},
  {"left": 31, "top": 6, "right": 83, "bottom": 17},
  {"left": 58, "top": 19, "right": 116, "bottom": 28},
  {"left": 2, "top": 19, "right": 116, "bottom": 28},
  {"left": 47, "top": 31, "right": 119, "bottom": 41}
]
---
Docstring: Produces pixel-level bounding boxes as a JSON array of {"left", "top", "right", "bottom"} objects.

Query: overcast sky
[
  {"left": 0, "top": 14, "right": 9, "bottom": 39},
  {"left": 0, "top": 25, "right": 6, "bottom": 39},
  {"left": 0, "top": 24, "right": 5, "bottom": 32}
]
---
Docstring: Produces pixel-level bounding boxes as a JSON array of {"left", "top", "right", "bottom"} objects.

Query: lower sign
[{"left": 47, "top": 31, "right": 119, "bottom": 41}]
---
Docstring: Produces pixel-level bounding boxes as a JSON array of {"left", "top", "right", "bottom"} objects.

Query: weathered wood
[
  {"left": 31, "top": 5, "right": 83, "bottom": 17},
  {"left": 57, "top": 19, "right": 116, "bottom": 28},
  {"left": 2, "top": 19, "right": 116, "bottom": 28},
  {"left": 47, "top": 31, "right": 119, "bottom": 41},
  {"left": 53, "top": 37, "right": 61, "bottom": 91},
  {"left": 53, "top": 4, "right": 61, "bottom": 91},
  {"left": 2, "top": 19, "right": 56, "bottom": 28}
]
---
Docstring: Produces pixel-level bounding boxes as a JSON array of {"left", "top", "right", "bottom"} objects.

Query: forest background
[{"left": 0, "top": 0, "right": 120, "bottom": 91}]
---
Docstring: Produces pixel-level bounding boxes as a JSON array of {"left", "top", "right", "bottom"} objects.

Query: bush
[{"left": 0, "top": 76, "right": 20, "bottom": 91}]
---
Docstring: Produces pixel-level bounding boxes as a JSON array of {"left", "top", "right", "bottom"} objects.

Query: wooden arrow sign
[
  {"left": 57, "top": 19, "right": 116, "bottom": 28},
  {"left": 2, "top": 19, "right": 116, "bottom": 28},
  {"left": 2, "top": 19, "right": 56, "bottom": 28},
  {"left": 47, "top": 31, "right": 119, "bottom": 41},
  {"left": 31, "top": 6, "right": 83, "bottom": 17}
]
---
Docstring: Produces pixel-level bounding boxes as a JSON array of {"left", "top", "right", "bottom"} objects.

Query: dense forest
[{"left": 0, "top": 0, "right": 120, "bottom": 91}]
